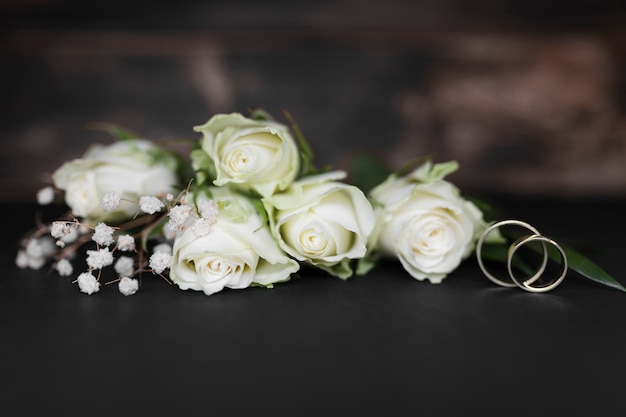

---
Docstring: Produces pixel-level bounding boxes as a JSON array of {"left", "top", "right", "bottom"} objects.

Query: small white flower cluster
[
  {"left": 16, "top": 187, "right": 219, "bottom": 297},
  {"left": 36, "top": 185, "right": 55, "bottom": 205},
  {"left": 163, "top": 197, "right": 219, "bottom": 239},
  {"left": 139, "top": 195, "right": 165, "bottom": 215},
  {"left": 100, "top": 191, "right": 121, "bottom": 211},
  {"left": 50, "top": 220, "right": 81, "bottom": 248},
  {"left": 15, "top": 236, "right": 57, "bottom": 270}
]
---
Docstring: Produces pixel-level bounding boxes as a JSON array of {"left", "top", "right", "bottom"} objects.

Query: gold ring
[
  {"left": 507, "top": 234, "right": 568, "bottom": 293},
  {"left": 476, "top": 219, "right": 548, "bottom": 288}
]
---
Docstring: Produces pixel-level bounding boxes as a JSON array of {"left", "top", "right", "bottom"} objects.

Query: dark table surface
[{"left": 2, "top": 197, "right": 625, "bottom": 416}]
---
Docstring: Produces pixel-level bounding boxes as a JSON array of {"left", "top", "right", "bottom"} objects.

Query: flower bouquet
[{"left": 15, "top": 109, "right": 624, "bottom": 296}]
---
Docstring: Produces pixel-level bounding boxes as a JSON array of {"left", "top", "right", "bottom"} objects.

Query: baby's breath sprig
[{"left": 16, "top": 180, "right": 220, "bottom": 296}]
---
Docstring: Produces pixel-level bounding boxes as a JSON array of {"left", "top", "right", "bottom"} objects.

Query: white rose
[
  {"left": 169, "top": 187, "right": 300, "bottom": 296},
  {"left": 192, "top": 112, "right": 300, "bottom": 198},
  {"left": 263, "top": 171, "right": 376, "bottom": 279},
  {"left": 52, "top": 139, "right": 179, "bottom": 223},
  {"left": 364, "top": 160, "right": 487, "bottom": 283}
]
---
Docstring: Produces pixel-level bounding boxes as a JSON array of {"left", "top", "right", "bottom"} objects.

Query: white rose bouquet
[
  {"left": 15, "top": 109, "right": 624, "bottom": 296},
  {"left": 359, "top": 159, "right": 488, "bottom": 283}
]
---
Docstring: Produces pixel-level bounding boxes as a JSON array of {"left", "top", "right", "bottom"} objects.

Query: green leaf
[
  {"left": 282, "top": 110, "right": 319, "bottom": 177},
  {"left": 356, "top": 249, "right": 381, "bottom": 276},
  {"left": 248, "top": 108, "right": 275, "bottom": 122},
  {"left": 345, "top": 153, "right": 392, "bottom": 194},
  {"left": 396, "top": 154, "right": 437, "bottom": 178},
  {"left": 422, "top": 160, "right": 459, "bottom": 182},
  {"left": 467, "top": 196, "right": 500, "bottom": 222},
  {"left": 190, "top": 149, "right": 216, "bottom": 187},
  {"left": 85, "top": 122, "right": 140, "bottom": 141},
  {"left": 248, "top": 196, "right": 269, "bottom": 227},
  {"left": 317, "top": 257, "right": 355, "bottom": 280},
  {"left": 559, "top": 243, "right": 626, "bottom": 293}
]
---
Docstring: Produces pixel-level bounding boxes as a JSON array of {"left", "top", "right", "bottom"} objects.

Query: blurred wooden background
[{"left": 1, "top": 0, "right": 625, "bottom": 202}]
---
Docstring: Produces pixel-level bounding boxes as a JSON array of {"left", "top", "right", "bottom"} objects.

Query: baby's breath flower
[
  {"left": 50, "top": 221, "right": 71, "bottom": 239},
  {"left": 197, "top": 199, "right": 218, "bottom": 222},
  {"left": 92, "top": 223, "right": 115, "bottom": 247},
  {"left": 191, "top": 217, "right": 211, "bottom": 236},
  {"left": 26, "top": 237, "right": 56, "bottom": 259},
  {"left": 77, "top": 272, "right": 100, "bottom": 295},
  {"left": 162, "top": 223, "right": 178, "bottom": 240},
  {"left": 118, "top": 276, "right": 139, "bottom": 296},
  {"left": 27, "top": 256, "right": 46, "bottom": 270},
  {"left": 15, "top": 250, "right": 30, "bottom": 269},
  {"left": 117, "top": 234, "right": 136, "bottom": 252},
  {"left": 86, "top": 247, "right": 114, "bottom": 270},
  {"left": 166, "top": 193, "right": 174, "bottom": 201},
  {"left": 114, "top": 256, "right": 135, "bottom": 277},
  {"left": 55, "top": 258, "right": 73, "bottom": 276},
  {"left": 51, "top": 222, "right": 80, "bottom": 248},
  {"left": 18, "top": 239, "right": 51, "bottom": 270},
  {"left": 149, "top": 251, "right": 171, "bottom": 274},
  {"left": 139, "top": 195, "right": 165, "bottom": 215},
  {"left": 61, "top": 226, "right": 79, "bottom": 244},
  {"left": 153, "top": 242, "right": 172, "bottom": 254},
  {"left": 36, "top": 186, "right": 55, "bottom": 205},
  {"left": 167, "top": 204, "right": 192, "bottom": 230},
  {"left": 101, "top": 191, "right": 121, "bottom": 211}
]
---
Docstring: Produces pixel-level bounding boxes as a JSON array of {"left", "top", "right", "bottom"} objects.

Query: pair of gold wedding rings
[{"left": 475, "top": 219, "right": 568, "bottom": 293}]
